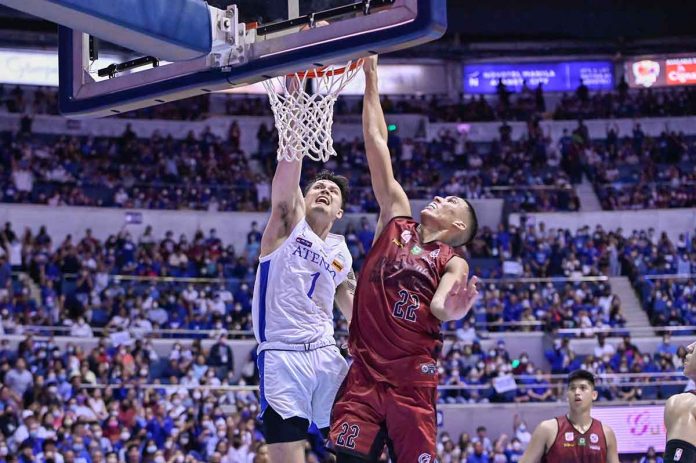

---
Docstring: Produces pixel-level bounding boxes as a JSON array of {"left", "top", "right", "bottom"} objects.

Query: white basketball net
[{"left": 263, "top": 59, "right": 363, "bottom": 163}]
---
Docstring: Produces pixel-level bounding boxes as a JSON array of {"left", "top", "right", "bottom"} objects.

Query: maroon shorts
[{"left": 329, "top": 362, "right": 437, "bottom": 461}]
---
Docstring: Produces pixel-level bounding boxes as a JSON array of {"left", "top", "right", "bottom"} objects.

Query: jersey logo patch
[
  {"left": 589, "top": 433, "right": 598, "bottom": 444},
  {"left": 675, "top": 448, "right": 683, "bottom": 461},
  {"left": 420, "top": 364, "right": 437, "bottom": 375},
  {"left": 296, "top": 237, "right": 312, "bottom": 248},
  {"left": 411, "top": 245, "right": 423, "bottom": 255},
  {"left": 564, "top": 432, "right": 574, "bottom": 442},
  {"left": 418, "top": 453, "right": 431, "bottom": 463},
  {"left": 429, "top": 249, "right": 440, "bottom": 259},
  {"left": 332, "top": 257, "right": 345, "bottom": 272},
  {"left": 401, "top": 230, "right": 413, "bottom": 244},
  {"left": 392, "top": 239, "right": 404, "bottom": 248},
  {"left": 578, "top": 437, "right": 586, "bottom": 446}
]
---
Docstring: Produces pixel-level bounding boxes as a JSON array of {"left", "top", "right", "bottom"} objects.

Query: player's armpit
[{"left": 335, "top": 269, "right": 356, "bottom": 324}]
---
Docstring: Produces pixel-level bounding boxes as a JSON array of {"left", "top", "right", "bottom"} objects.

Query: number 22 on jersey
[{"left": 393, "top": 289, "right": 419, "bottom": 322}]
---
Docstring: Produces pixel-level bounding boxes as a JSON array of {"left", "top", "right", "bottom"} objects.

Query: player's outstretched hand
[
  {"left": 363, "top": 54, "right": 378, "bottom": 75},
  {"left": 444, "top": 274, "right": 479, "bottom": 319}
]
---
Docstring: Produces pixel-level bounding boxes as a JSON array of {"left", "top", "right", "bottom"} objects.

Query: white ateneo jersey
[{"left": 252, "top": 219, "right": 352, "bottom": 345}]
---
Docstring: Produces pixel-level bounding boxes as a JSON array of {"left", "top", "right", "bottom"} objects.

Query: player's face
[
  {"left": 566, "top": 380, "right": 597, "bottom": 410},
  {"left": 421, "top": 196, "right": 470, "bottom": 234},
  {"left": 305, "top": 180, "right": 344, "bottom": 220},
  {"left": 684, "top": 342, "right": 696, "bottom": 379}
]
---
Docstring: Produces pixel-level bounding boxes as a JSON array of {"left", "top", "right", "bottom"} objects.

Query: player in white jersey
[{"left": 252, "top": 161, "right": 356, "bottom": 461}]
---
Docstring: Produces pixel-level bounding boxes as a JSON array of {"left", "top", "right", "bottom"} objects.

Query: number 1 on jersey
[
  {"left": 393, "top": 289, "right": 419, "bottom": 322},
  {"left": 307, "top": 272, "right": 320, "bottom": 298}
]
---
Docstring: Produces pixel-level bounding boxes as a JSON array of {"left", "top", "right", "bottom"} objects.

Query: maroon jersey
[
  {"left": 348, "top": 217, "right": 456, "bottom": 387},
  {"left": 542, "top": 415, "right": 608, "bottom": 463}
]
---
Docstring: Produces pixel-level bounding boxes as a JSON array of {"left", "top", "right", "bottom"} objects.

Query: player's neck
[
  {"left": 306, "top": 215, "right": 332, "bottom": 241},
  {"left": 567, "top": 410, "right": 593, "bottom": 431},
  {"left": 418, "top": 223, "right": 445, "bottom": 244}
]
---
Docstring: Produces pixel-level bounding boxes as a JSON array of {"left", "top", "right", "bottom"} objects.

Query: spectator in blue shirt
[{"left": 466, "top": 442, "right": 489, "bottom": 463}]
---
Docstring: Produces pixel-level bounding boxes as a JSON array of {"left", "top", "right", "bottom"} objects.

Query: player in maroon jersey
[
  {"left": 328, "top": 55, "right": 480, "bottom": 462},
  {"left": 664, "top": 341, "right": 696, "bottom": 463},
  {"left": 520, "top": 369, "right": 619, "bottom": 463}
]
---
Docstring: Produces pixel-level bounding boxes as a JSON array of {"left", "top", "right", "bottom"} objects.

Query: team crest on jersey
[
  {"left": 429, "top": 249, "right": 440, "bottom": 259},
  {"left": 411, "top": 245, "right": 423, "bottom": 255},
  {"left": 578, "top": 438, "right": 586, "bottom": 447},
  {"left": 564, "top": 432, "right": 574, "bottom": 442},
  {"left": 296, "top": 237, "right": 312, "bottom": 248},
  {"left": 589, "top": 433, "right": 598, "bottom": 444},
  {"left": 401, "top": 230, "right": 413, "bottom": 244},
  {"left": 418, "top": 453, "right": 431, "bottom": 463}
]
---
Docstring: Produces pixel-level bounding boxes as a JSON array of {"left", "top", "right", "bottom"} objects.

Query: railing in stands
[
  {"left": 642, "top": 273, "right": 696, "bottom": 280},
  {"left": 71, "top": 371, "right": 691, "bottom": 392},
  {"left": 1, "top": 274, "right": 658, "bottom": 338}
]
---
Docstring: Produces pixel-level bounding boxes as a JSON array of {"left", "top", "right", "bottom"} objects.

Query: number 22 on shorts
[{"left": 336, "top": 422, "right": 360, "bottom": 449}]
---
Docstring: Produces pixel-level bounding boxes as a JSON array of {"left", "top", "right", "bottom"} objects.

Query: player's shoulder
[
  {"left": 535, "top": 418, "right": 559, "bottom": 437},
  {"left": 666, "top": 391, "right": 696, "bottom": 413},
  {"left": 600, "top": 421, "right": 616, "bottom": 440}
]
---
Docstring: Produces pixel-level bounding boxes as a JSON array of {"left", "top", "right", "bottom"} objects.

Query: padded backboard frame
[{"left": 59, "top": 0, "right": 446, "bottom": 118}]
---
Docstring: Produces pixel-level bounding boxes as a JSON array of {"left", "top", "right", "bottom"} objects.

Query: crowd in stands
[
  {"left": 3, "top": 80, "right": 696, "bottom": 123},
  {"left": 1, "top": 118, "right": 580, "bottom": 214},
  {"left": 582, "top": 124, "right": 696, "bottom": 210},
  {"left": 0, "top": 218, "right": 692, "bottom": 461},
  {"left": 1, "top": 218, "right": 694, "bottom": 340},
  {"left": 437, "top": 332, "right": 689, "bottom": 405},
  {"left": 4, "top": 82, "right": 696, "bottom": 213},
  {"left": 0, "top": 329, "right": 688, "bottom": 463}
]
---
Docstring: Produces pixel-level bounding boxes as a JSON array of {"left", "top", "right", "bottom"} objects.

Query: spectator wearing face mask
[{"left": 36, "top": 439, "right": 64, "bottom": 463}]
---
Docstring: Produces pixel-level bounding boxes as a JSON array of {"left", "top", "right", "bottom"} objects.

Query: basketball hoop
[{"left": 263, "top": 58, "right": 364, "bottom": 163}]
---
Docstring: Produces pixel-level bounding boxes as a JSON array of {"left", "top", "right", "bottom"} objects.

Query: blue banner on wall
[{"left": 463, "top": 61, "right": 614, "bottom": 94}]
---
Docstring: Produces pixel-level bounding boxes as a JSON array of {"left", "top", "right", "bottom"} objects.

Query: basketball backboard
[{"left": 55, "top": 0, "right": 446, "bottom": 117}]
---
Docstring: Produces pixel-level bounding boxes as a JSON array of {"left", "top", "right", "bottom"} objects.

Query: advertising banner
[
  {"left": 627, "top": 56, "right": 696, "bottom": 88},
  {"left": 591, "top": 405, "right": 666, "bottom": 453},
  {"left": 462, "top": 61, "right": 614, "bottom": 94}
]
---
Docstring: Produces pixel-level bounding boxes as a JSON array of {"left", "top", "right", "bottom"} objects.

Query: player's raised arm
[
  {"left": 334, "top": 268, "right": 357, "bottom": 323},
  {"left": 429, "top": 257, "right": 479, "bottom": 322},
  {"left": 259, "top": 73, "right": 307, "bottom": 257},
  {"left": 519, "top": 420, "right": 555, "bottom": 463},
  {"left": 362, "top": 55, "right": 410, "bottom": 236},
  {"left": 260, "top": 157, "right": 305, "bottom": 257}
]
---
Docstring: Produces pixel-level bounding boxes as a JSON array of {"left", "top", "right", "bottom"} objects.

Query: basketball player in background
[
  {"left": 663, "top": 341, "right": 696, "bottom": 463},
  {"left": 329, "top": 54, "right": 480, "bottom": 462},
  {"left": 520, "top": 369, "right": 620, "bottom": 463},
  {"left": 251, "top": 129, "right": 356, "bottom": 459}
]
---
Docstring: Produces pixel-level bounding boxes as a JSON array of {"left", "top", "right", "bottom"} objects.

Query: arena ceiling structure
[{"left": 0, "top": 0, "right": 693, "bottom": 59}]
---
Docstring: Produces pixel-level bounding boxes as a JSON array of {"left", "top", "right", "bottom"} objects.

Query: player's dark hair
[
  {"left": 452, "top": 199, "right": 478, "bottom": 247},
  {"left": 305, "top": 170, "right": 349, "bottom": 209},
  {"left": 567, "top": 369, "right": 595, "bottom": 388}
]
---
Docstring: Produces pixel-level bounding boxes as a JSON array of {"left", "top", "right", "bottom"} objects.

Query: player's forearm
[
  {"left": 429, "top": 300, "right": 463, "bottom": 322},
  {"left": 271, "top": 158, "right": 302, "bottom": 207},
  {"left": 363, "top": 71, "right": 388, "bottom": 143},
  {"left": 362, "top": 70, "right": 407, "bottom": 215}
]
